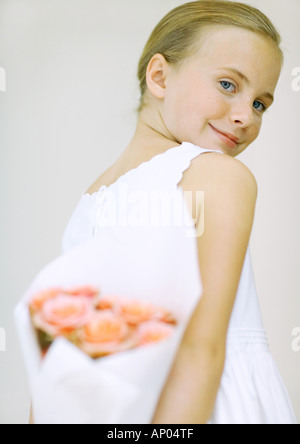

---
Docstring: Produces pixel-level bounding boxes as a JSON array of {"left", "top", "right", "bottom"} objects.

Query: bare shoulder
[{"left": 181, "top": 151, "right": 258, "bottom": 196}]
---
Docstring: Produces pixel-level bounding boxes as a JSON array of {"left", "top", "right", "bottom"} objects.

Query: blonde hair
[{"left": 137, "top": 0, "right": 283, "bottom": 112}]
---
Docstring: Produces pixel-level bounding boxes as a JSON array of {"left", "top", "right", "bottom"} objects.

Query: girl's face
[{"left": 161, "top": 26, "right": 282, "bottom": 157}]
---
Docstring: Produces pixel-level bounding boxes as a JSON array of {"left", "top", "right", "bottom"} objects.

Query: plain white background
[{"left": 0, "top": 0, "right": 299, "bottom": 424}]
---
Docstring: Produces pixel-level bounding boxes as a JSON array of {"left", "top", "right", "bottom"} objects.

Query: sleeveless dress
[{"left": 61, "top": 142, "right": 297, "bottom": 424}]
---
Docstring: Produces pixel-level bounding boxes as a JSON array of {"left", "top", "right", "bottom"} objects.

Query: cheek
[
  {"left": 249, "top": 119, "right": 262, "bottom": 142},
  {"left": 183, "top": 84, "right": 227, "bottom": 117},
  {"left": 204, "top": 94, "right": 229, "bottom": 117},
  {"left": 171, "top": 86, "right": 227, "bottom": 128}
]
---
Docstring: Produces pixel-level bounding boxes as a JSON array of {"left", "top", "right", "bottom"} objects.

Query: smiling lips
[{"left": 209, "top": 123, "right": 240, "bottom": 148}]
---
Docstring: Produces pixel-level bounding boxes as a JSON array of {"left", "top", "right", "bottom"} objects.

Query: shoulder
[
  {"left": 184, "top": 153, "right": 258, "bottom": 346},
  {"left": 182, "top": 151, "right": 258, "bottom": 199}
]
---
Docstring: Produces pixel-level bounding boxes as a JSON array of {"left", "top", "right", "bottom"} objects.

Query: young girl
[{"left": 62, "top": 1, "right": 297, "bottom": 424}]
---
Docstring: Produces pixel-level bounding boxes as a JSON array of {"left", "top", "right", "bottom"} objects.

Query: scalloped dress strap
[{"left": 160, "top": 142, "right": 224, "bottom": 189}]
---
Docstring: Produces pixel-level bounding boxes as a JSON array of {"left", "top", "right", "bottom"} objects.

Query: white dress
[{"left": 62, "top": 142, "right": 297, "bottom": 424}]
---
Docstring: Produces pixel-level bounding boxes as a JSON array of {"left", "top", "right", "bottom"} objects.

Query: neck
[{"left": 124, "top": 106, "right": 181, "bottom": 157}]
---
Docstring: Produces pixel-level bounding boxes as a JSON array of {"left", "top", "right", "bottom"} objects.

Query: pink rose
[
  {"left": 29, "top": 288, "right": 65, "bottom": 313},
  {"left": 135, "top": 321, "right": 176, "bottom": 347},
  {"left": 116, "top": 298, "right": 177, "bottom": 326},
  {"left": 116, "top": 298, "right": 164, "bottom": 326},
  {"left": 65, "top": 286, "right": 100, "bottom": 299},
  {"left": 78, "top": 311, "right": 135, "bottom": 358},
  {"left": 155, "top": 309, "right": 177, "bottom": 326},
  {"left": 32, "top": 295, "right": 93, "bottom": 337},
  {"left": 96, "top": 295, "right": 122, "bottom": 311}
]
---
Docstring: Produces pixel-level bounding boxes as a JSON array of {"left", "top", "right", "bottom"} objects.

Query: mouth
[{"left": 209, "top": 124, "right": 240, "bottom": 149}]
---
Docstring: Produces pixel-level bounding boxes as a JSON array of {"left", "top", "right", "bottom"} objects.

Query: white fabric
[{"left": 54, "top": 142, "right": 296, "bottom": 423}]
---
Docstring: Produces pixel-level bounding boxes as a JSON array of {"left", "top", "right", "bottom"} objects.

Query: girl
[{"left": 62, "top": 1, "right": 297, "bottom": 424}]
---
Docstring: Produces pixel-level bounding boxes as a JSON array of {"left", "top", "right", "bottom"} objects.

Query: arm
[{"left": 152, "top": 154, "right": 258, "bottom": 424}]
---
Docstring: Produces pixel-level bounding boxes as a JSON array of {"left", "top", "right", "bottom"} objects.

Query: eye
[
  {"left": 253, "top": 100, "right": 266, "bottom": 113},
  {"left": 220, "top": 80, "right": 236, "bottom": 92}
]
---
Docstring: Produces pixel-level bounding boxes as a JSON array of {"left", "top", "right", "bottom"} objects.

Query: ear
[{"left": 146, "top": 54, "right": 169, "bottom": 101}]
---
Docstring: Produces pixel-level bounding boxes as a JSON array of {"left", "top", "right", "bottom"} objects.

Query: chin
[{"left": 235, "top": 145, "right": 248, "bottom": 156}]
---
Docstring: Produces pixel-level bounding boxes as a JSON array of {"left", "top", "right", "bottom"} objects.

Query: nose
[{"left": 229, "top": 100, "right": 254, "bottom": 128}]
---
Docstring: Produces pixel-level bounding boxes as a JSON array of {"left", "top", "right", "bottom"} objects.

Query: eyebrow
[{"left": 217, "top": 67, "right": 274, "bottom": 103}]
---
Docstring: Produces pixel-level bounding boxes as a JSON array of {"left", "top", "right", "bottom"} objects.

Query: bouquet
[
  {"left": 28, "top": 285, "right": 177, "bottom": 359},
  {"left": 15, "top": 228, "right": 201, "bottom": 424}
]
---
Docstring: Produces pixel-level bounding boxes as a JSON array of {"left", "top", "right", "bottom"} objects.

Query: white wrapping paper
[{"left": 15, "top": 224, "right": 203, "bottom": 424}]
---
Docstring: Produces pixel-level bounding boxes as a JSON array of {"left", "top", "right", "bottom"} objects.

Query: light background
[{"left": 0, "top": 0, "right": 299, "bottom": 424}]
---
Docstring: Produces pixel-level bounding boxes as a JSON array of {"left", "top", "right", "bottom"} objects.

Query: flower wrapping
[{"left": 15, "top": 226, "right": 202, "bottom": 424}]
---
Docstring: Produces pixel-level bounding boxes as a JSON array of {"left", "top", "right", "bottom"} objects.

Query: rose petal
[
  {"left": 155, "top": 309, "right": 178, "bottom": 325},
  {"left": 65, "top": 286, "right": 100, "bottom": 299},
  {"left": 117, "top": 299, "right": 160, "bottom": 325},
  {"left": 78, "top": 311, "right": 134, "bottom": 358},
  {"left": 33, "top": 295, "right": 93, "bottom": 337},
  {"left": 29, "top": 287, "right": 65, "bottom": 312},
  {"left": 79, "top": 336, "right": 136, "bottom": 359},
  {"left": 95, "top": 295, "right": 122, "bottom": 311},
  {"left": 136, "top": 321, "right": 176, "bottom": 346}
]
